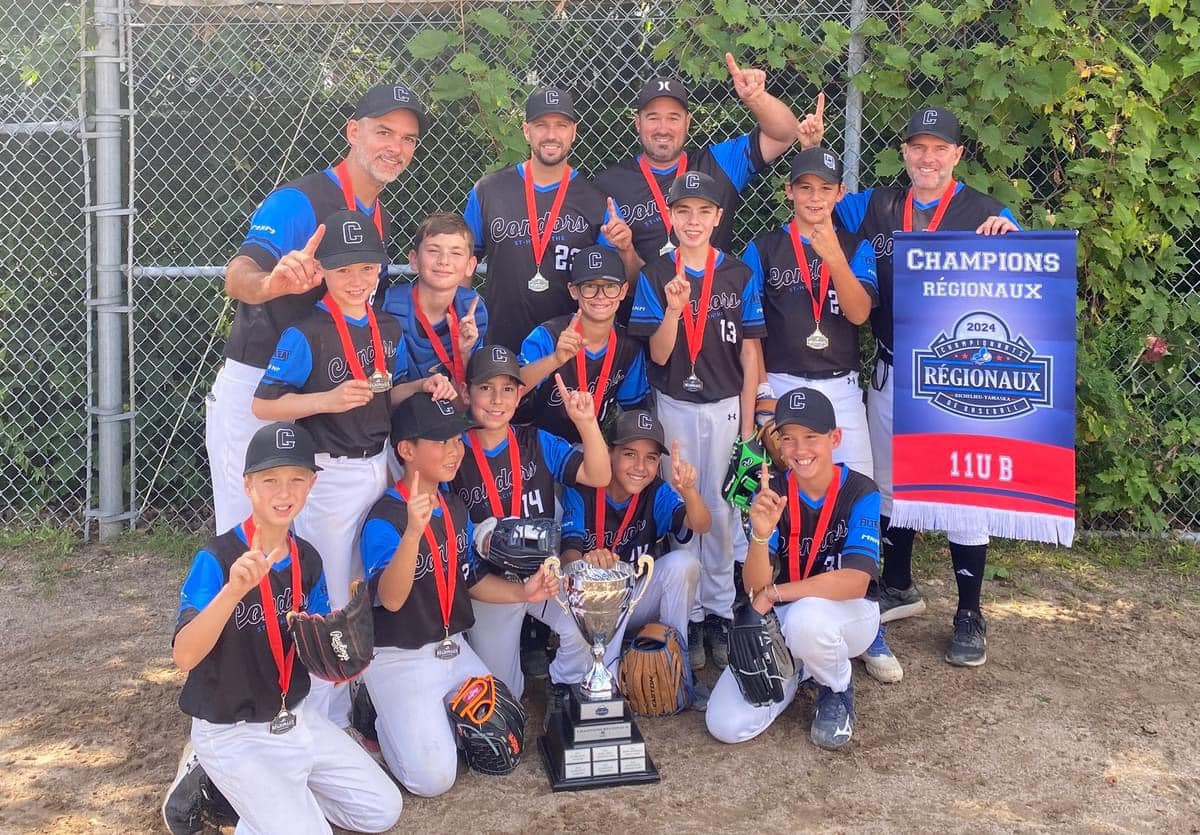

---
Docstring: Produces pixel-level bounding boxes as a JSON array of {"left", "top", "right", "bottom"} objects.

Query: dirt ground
[{"left": 1, "top": 540, "right": 1198, "bottom": 835}]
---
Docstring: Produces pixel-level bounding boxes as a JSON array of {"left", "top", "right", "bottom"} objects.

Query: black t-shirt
[
  {"left": 560, "top": 478, "right": 690, "bottom": 563},
  {"left": 628, "top": 251, "right": 767, "bottom": 403},
  {"left": 360, "top": 487, "right": 479, "bottom": 650},
  {"left": 227, "top": 169, "right": 393, "bottom": 368},
  {"left": 254, "top": 302, "right": 405, "bottom": 457},
  {"left": 176, "top": 527, "right": 325, "bottom": 724}
]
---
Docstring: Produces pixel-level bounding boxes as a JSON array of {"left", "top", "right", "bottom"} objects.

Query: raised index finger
[
  {"left": 465, "top": 295, "right": 479, "bottom": 319},
  {"left": 302, "top": 224, "right": 326, "bottom": 256},
  {"left": 815, "top": 91, "right": 826, "bottom": 121},
  {"left": 760, "top": 459, "right": 770, "bottom": 486},
  {"left": 554, "top": 372, "right": 569, "bottom": 399},
  {"left": 724, "top": 52, "right": 741, "bottom": 77}
]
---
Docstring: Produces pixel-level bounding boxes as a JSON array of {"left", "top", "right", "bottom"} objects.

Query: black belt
[
  {"left": 789, "top": 368, "right": 853, "bottom": 381},
  {"left": 327, "top": 444, "right": 384, "bottom": 460}
]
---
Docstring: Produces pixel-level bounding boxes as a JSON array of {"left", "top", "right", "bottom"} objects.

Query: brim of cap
[
  {"left": 637, "top": 92, "right": 689, "bottom": 111},
  {"left": 789, "top": 167, "right": 841, "bottom": 185},
  {"left": 318, "top": 249, "right": 387, "bottom": 270},
  {"left": 467, "top": 366, "right": 523, "bottom": 386},
  {"left": 570, "top": 274, "right": 625, "bottom": 285},
  {"left": 526, "top": 108, "right": 578, "bottom": 122},
  {"left": 244, "top": 457, "right": 322, "bottom": 476},
  {"left": 397, "top": 414, "right": 479, "bottom": 442},
  {"left": 773, "top": 418, "right": 835, "bottom": 434},
  {"left": 903, "top": 127, "right": 959, "bottom": 144},
  {"left": 610, "top": 432, "right": 668, "bottom": 454},
  {"left": 358, "top": 104, "right": 428, "bottom": 133},
  {"left": 667, "top": 194, "right": 721, "bottom": 207}
]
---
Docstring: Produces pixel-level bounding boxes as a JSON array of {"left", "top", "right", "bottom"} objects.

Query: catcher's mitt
[
  {"left": 445, "top": 675, "right": 527, "bottom": 775},
  {"left": 727, "top": 602, "right": 795, "bottom": 706},
  {"left": 286, "top": 579, "right": 374, "bottom": 683},
  {"left": 618, "top": 622, "right": 690, "bottom": 716},
  {"left": 483, "top": 516, "right": 561, "bottom": 579}
]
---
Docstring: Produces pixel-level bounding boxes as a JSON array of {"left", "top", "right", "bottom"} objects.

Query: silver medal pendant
[
  {"left": 270, "top": 707, "right": 297, "bottom": 735},
  {"left": 682, "top": 365, "right": 704, "bottom": 394},
  {"left": 435, "top": 637, "right": 461, "bottom": 660},
  {"left": 806, "top": 327, "right": 830, "bottom": 351},
  {"left": 528, "top": 270, "right": 550, "bottom": 293},
  {"left": 659, "top": 239, "right": 676, "bottom": 255},
  {"left": 367, "top": 369, "right": 392, "bottom": 393}
]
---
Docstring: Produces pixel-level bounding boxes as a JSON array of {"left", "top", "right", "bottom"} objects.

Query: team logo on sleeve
[
  {"left": 913, "top": 311, "right": 1052, "bottom": 419},
  {"left": 276, "top": 428, "right": 296, "bottom": 449}
]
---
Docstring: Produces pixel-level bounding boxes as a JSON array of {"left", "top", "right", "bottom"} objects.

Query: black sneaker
[
  {"left": 161, "top": 744, "right": 204, "bottom": 835},
  {"left": 877, "top": 582, "right": 927, "bottom": 623},
  {"left": 687, "top": 621, "right": 706, "bottom": 671},
  {"left": 810, "top": 683, "right": 855, "bottom": 751},
  {"left": 544, "top": 681, "right": 571, "bottom": 732},
  {"left": 945, "top": 608, "right": 988, "bottom": 666},
  {"left": 704, "top": 615, "right": 731, "bottom": 670},
  {"left": 688, "top": 677, "right": 711, "bottom": 712}
]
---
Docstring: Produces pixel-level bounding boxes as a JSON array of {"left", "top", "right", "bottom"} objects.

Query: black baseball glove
[
  {"left": 445, "top": 674, "right": 528, "bottom": 776},
  {"left": 727, "top": 602, "right": 795, "bottom": 706},
  {"left": 482, "top": 516, "right": 560, "bottom": 578},
  {"left": 286, "top": 579, "right": 374, "bottom": 683}
]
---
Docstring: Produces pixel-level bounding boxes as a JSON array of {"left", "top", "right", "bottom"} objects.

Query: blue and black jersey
[
  {"left": 380, "top": 282, "right": 488, "bottom": 381},
  {"left": 176, "top": 524, "right": 329, "bottom": 724},
  {"left": 226, "top": 167, "right": 392, "bottom": 369},
  {"left": 743, "top": 225, "right": 877, "bottom": 377},
  {"left": 560, "top": 477, "right": 691, "bottom": 564}
]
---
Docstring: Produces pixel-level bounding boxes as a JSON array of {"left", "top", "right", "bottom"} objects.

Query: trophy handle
[
  {"left": 542, "top": 556, "right": 571, "bottom": 617},
  {"left": 626, "top": 553, "right": 655, "bottom": 615}
]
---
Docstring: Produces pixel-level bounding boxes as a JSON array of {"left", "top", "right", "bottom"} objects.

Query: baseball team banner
[{"left": 891, "top": 230, "right": 1078, "bottom": 546}]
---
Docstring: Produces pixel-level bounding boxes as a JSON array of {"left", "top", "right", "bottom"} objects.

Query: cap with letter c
[
  {"left": 570, "top": 244, "right": 625, "bottom": 285},
  {"left": 773, "top": 387, "right": 837, "bottom": 434},
  {"left": 606, "top": 409, "right": 668, "bottom": 454},
  {"left": 390, "top": 393, "right": 478, "bottom": 443},
  {"left": 244, "top": 422, "right": 322, "bottom": 475},
  {"left": 352, "top": 83, "right": 428, "bottom": 134},
  {"left": 315, "top": 209, "right": 386, "bottom": 270},
  {"left": 666, "top": 170, "right": 722, "bottom": 207},
  {"left": 525, "top": 86, "right": 578, "bottom": 123},
  {"left": 903, "top": 106, "right": 961, "bottom": 145}
]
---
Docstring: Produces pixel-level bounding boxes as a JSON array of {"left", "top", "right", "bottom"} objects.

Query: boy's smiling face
[{"left": 409, "top": 231, "right": 477, "bottom": 292}]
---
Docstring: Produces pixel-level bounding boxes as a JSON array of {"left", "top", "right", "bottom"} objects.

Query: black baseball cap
[
  {"left": 774, "top": 387, "right": 837, "bottom": 433},
  {"left": 789, "top": 146, "right": 844, "bottom": 185},
  {"left": 244, "top": 422, "right": 322, "bottom": 475},
  {"left": 352, "top": 83, "right": 428, "bottom": 134},
  {"left": 467, "top": 344, "right": 523, "bottom": 385},
  {"left": 666, "top": 170, "right": 722, "bottom": 207},
  {"left": 607, "top": 409, "right": 668, "bottom": 454},
  {"left": 903, "top": 107, "right": 961, "bottom": 145},
  {"left": 391, "top": 394, "right": 478, "bottom": 443},
  {"left": 636, "top": 77, "right": 689, "bottom": 112},
  {"left": 525, "top": 87, "right": 577, "bottom": 123},
  {"left": 316, "top": 210, "right": 387, "bottom": 270},
  {"left": 570, "top": 245, "right": 625, "bottom": 285}
]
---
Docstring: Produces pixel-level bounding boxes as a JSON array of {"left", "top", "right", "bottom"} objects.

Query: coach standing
[
  {"left": 464, "top": 87, "right": 637, "bottom": 352},
  {"left": 206, "top": 84, "right": 427, "bottom": 533}
]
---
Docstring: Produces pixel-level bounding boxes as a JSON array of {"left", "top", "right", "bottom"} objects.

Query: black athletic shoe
[
  {"left": 687, "top": 620, "right": 706, "bottom": 671},
  {"left": 945, "top": 608, "right": 988, "bottom": 666},
  {"left": 877, "top": 582, "right": 927, "bottom": 623},
  {"left": 810, "top": 682, "right": 855, "bottom": 750},
  {"left": 544, "top": 681, "right": 571, "bottom": 732},
  {"left": 161, "top": 744, "right": 204, "bottom": 835},
  {"left": 704, "top": 614, "right": 731, "bottom": 670}
]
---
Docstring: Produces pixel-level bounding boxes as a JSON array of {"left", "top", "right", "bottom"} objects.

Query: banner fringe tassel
[{"left": 891, "top": 501, "right": 1075, "bottom": 547}]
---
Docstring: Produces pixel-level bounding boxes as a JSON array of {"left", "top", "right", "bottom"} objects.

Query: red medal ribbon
[
  {"left": 786, "top": 469, "right": 843, "bottom": 582},
  {"left": 595, "top": 488, "right": 640, "bottom": 557},
  {"left": 638, "top": 152, "right": 687, "bottom": 237},
  {"left": 243, "top": 517, "right": 302, "bottom": 703},
  {"left": 903, "top": 178, "right": 958, "bottom": 233},
  {"left": 573, "top": 321, "right": 617, "bottom": 417},
  {"left": 411, "top": 285, "right": 465, "bottom": 386},
  {"left": 787, "top": 222, "right": 832, "bottom": 331},
  {"left": 673, "top": 247, "right": 718, "bottom": 369},
  {"left": 333, "top": 159, "right": 384, "bottom": 240},
  {"left": 394, "top": 481, "right": 458, "bottom": 634},
  {"left": 322, "top": 293, "right": 388, "bottom": 383},
  {"left": 467, "top": 428, "right": 523, "bottom": 518},
  {"left": 523, "top": 163, "right": 573, "bottom": 272}
]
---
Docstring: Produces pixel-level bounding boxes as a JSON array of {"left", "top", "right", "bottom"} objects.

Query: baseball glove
[
  {"left": 618, "top": 622, "right": 690, "bottom": 716},
  {"left": 721, "top": 434, "right": 771, "bottom": 513},
  {"left": 445, "top": 674, "right": 527, "bottom": 776},
  {"left": 286, "top": 579, "right": 374, "bottom": 683},
  {"left": 727, "top": 602, "right": 795, "bottom": 706},
  {"left": 483, "top": 516, "right": 561, "bottom": 579}
]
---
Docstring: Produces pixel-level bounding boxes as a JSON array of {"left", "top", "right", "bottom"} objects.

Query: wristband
[
  {"left": 755, "top": 382, "right": 775, "bottom": 402},
  {"left": 749, "top": 530, "right": 771, "bottom": 545}
]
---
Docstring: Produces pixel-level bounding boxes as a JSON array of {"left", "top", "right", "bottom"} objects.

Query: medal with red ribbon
[
  {"left": 594, "top": 489, "right": 640, "bottom": 558},
  {"left": 468, "top": 429, "right": 523, "bottom": 519},
  {"left": 903, "top": 178, "right": 958, "bottom": 232},
  {"left": 787, "top": 222, "right": 833, "bottom": 352},
  {"left": 322, "top": 293, "right": 392, "bottom": 393},
  {"left": 639, "top": 152, "right": 687, "bottom": 254},
  {"left": 674, "top": 247, "right": 717, "bottom": 394},
  {"left": 786, "top": 469, "right": 842, "bottom": 583},
  {"left": 573, "top": 319, "right": 617, "bottom": 417},
  {"left": 242, "top": 517, "right": 302, "bottom": 734},
  {"left": 333, "top": 159, "right": 384, "bottom": 240},
  {"left": 412, "top": 286, "right": 465, "bottom": 386},
  {"left": 523, "top": 164, "right": 573, "bottom": 292},
  {"left": 395, "top": 480, "right": 461, "bottom": 659}
]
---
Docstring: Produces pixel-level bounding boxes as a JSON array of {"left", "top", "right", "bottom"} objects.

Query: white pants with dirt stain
[{"left": 705, "top": 596, "right": 879, "bottom": 744}]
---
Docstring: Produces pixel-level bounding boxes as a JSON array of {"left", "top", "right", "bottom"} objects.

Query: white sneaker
[{"left": 861, "top": 625, "right": 904, "bottom": 683}]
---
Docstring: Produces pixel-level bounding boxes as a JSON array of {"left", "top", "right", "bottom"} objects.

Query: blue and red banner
[{"left": 891, "top": 231, "right": 1077, "bottom": 546}]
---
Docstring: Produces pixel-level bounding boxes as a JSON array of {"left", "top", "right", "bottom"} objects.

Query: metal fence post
[
  {"left": 87, "top": 0, "right": 134, "bottom": 540},
  {"left": 843, "top": 0, "right": 867, "bottom": 192}
]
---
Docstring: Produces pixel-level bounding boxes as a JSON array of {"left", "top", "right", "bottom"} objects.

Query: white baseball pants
[{"left": 205, "top": 359, "right": 271, "bottom": 534}]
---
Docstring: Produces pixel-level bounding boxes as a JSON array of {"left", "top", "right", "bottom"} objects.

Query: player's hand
[
  {"left": 726, "top": 52, "right": 767, "bottom": 105},
  {"left": 600, "top": 197, "right": 634, "bottom": 253},
  {"left": 457, "top": 296, "right": 480, "bottom": 355},
  {"left": 583, "top": 548, "right": 619, "bottom": 569},
  {"left": 796, "top": 91, "right": 826, "bottom": 149},
  {"left": 227, "top": 536, "right": 286, "bottom": 597},
  {"left": 522, "top": 561, "right": 560, "bottom": 603},
  {"left": 323, "top": 378, "right": 374, "bottom": 413},
  {"left": 809, "top": 207, "right": 844, "bottom": 263},
  {"left": 421, "top": 373, "right": 458, "bottom": 402},
  {"left": 403, "top": 473, "right": 435, "bottom": 536},
  {"left": 263, "top": 225, "right": 325, "bottom": 298},
  {"left": 669, "top": 439, "right": 698, "bottom": 493},
  {"left": 663, "top": 259, "right": 691, "bottom": 314},
  {"left": 555, "top": 373, "right": 598, "bottom": 425},
  {"left": 751, "top": 588, "right": 776, "bottom": 615},
  {"left": 553, "top": 312, "right": 585, "bottom": 364},
  {"left": 976, "top": 215, "right": 1019, "bottom": 236},
  {"left": 748, "top": 461, "right": 785, "bottom": 540}
]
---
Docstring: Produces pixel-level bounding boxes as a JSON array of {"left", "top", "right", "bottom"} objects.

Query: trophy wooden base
[{"left": 539, "top": 684, "right": 660, "bottom": 791}]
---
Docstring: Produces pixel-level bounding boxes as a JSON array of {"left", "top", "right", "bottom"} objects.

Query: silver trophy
[{"left": 546, "top": 555, "right": 654, "bottom": 699}]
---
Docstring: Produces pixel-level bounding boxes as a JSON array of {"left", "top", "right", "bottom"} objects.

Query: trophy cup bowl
[{"left": 546, "top": 555, "right": 653, "bottom": 699}]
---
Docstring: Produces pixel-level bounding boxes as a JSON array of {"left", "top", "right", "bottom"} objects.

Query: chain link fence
[{"left": 2, "top": 0, "right": 1196, "bottom": 535}]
